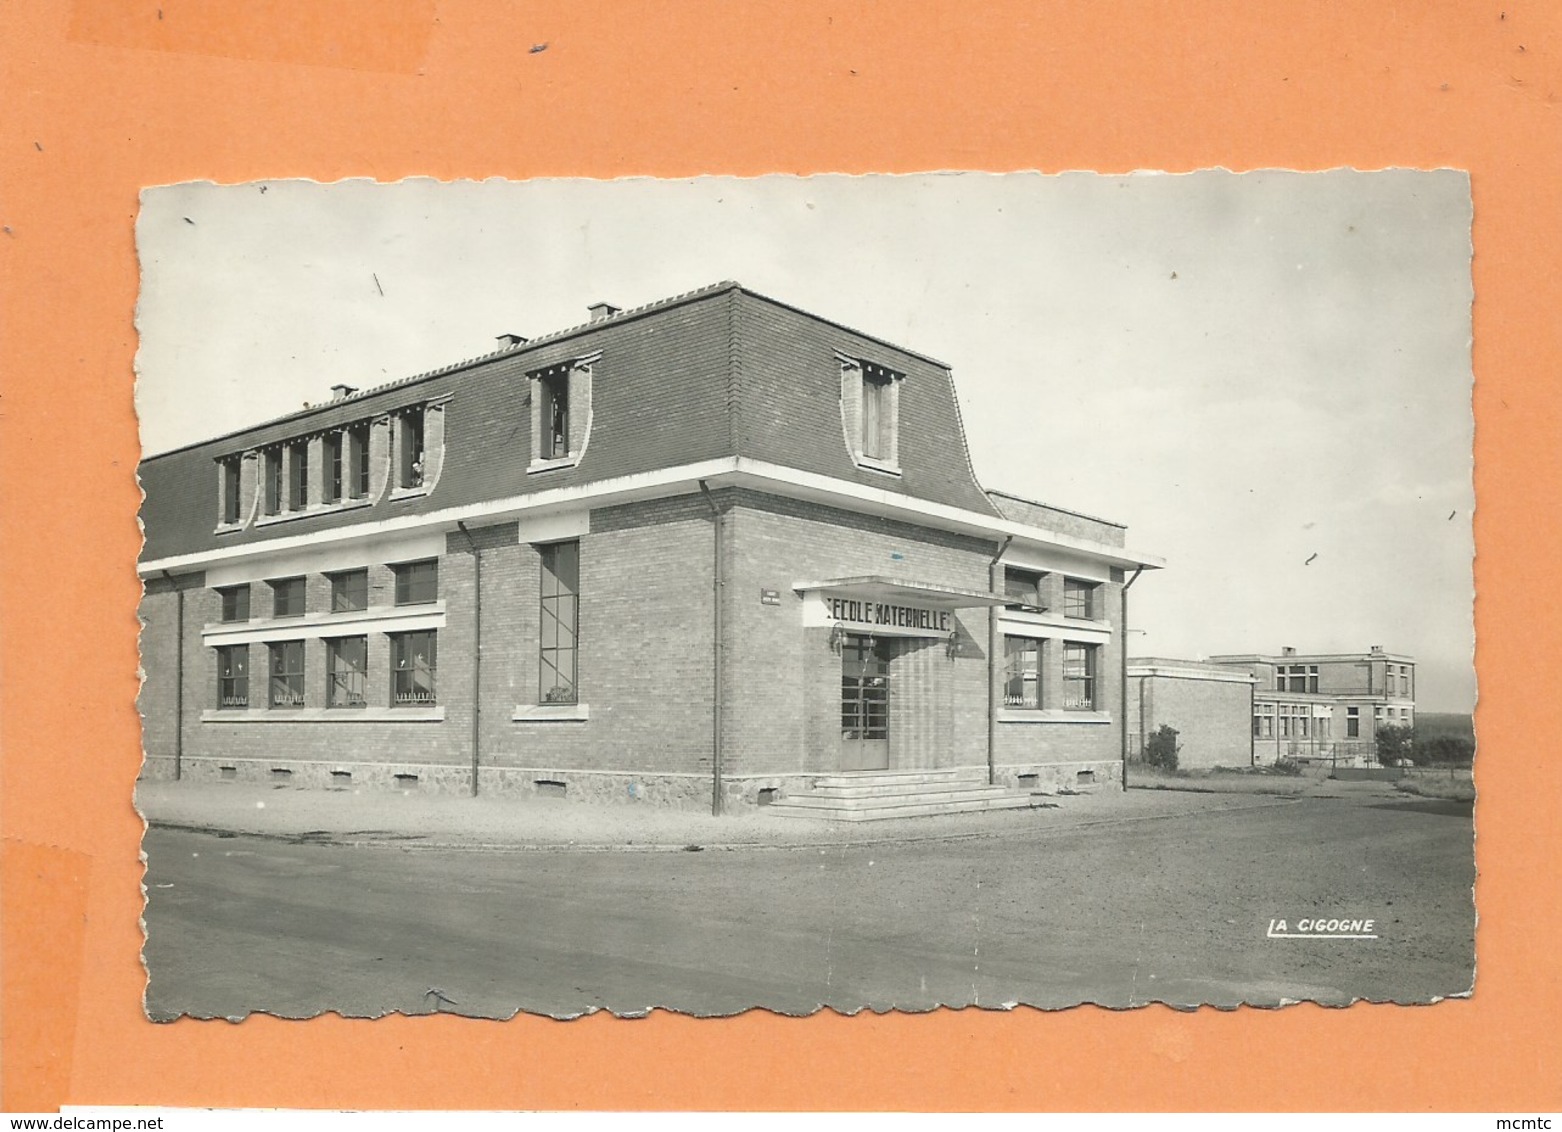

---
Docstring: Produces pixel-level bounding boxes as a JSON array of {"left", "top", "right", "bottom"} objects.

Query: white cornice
[{"left": 141, "top": 457, "right": 1166, "bottom": 577}]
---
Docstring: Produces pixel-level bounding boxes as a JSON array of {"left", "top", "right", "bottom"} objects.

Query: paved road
[{"left": 142, "top": 792, "right": 1475, "bottom": 1019}]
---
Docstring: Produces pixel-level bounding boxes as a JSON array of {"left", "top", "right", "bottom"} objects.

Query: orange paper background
[{"left": 3, "top": 0, "right": 1559, "bottom": 1113}]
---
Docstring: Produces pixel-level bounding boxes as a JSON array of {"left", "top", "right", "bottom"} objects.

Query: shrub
[
  {"left": 1270, "top": 758, "right": 1303, "bottom": 776},
  {"left": 1144, "top": 724, "right": 1180, "bottom": 772},
  {"left": 1375, "top": 723, "right": 1415, "bottom": 766},
  {"left": 1412, "top": 734, "right": 1475, "bottom": 767}
]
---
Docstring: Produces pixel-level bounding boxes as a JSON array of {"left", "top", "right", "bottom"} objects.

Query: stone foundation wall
[
  {"left": 992, "top": 759, "right": 1123, "bottom": 793},
  {"left": 141, "top": 752, "right": 814, "bottom": 810}
]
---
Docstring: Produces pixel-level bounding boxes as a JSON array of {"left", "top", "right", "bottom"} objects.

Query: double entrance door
[{"left": 839, "top": 634, "right": 890, "bottom": 770}]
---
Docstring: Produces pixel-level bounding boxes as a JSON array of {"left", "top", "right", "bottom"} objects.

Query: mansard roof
[{"left": 139, "top": 283, "right": 1128, "bottom": 565}]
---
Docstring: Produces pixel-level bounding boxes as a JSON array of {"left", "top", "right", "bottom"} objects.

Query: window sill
[
  {"left": 850, "top": 453, "right": 902, "bottom": 477},
  {"left": 213, "top": 520, "right": 246, "bottom": 536},
  {"left": 511, "top": 703, "right": 590, "bottom": 722},
  {"left": 252, "top": 497, "right": 372, "bottom": 529},
  {"left": 997, "top": 710, "right": 1111, "bottom": 725},
  {"left": 527, "top": 455, "right": 580, "bottom": 475},
  {"left": 202, "top": 706, "right": 446, "bottom": 723},
  {"left": 388, "top": 485, "right": 430, "bottom": 502},
  {"left": 998, "top": 611, "right": 1113, "bottom": 641},
  {"left": 202, "top": 601, "right": 447, "bottom": 645}
]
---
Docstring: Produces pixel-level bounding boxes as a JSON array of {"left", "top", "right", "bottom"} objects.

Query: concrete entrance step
[
  {"left": 807, "top": 768, "right": 987, "bottom": 790},
  {"left": 778, "top": 784, "right": 1023, "bottom": 808},
  {"left": 766, "top": 792, "right": 1046, "bottom": 822},
  {"left": 766, "top": 768, "right": 1050, "bottom": 822}
]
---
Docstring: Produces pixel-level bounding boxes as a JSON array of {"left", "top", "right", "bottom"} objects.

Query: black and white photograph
[{"left": 134, "top": 171, "right": 1476, "bottom": 1020}]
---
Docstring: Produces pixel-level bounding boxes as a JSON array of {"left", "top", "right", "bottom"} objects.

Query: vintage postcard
[{"left": 134, "top": 172, "right": 1475, "bottom": 1020}]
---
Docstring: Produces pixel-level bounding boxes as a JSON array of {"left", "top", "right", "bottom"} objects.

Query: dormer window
[
  {"left": 287, "top": 440, "right": 309, "bottom": 510},
  {"left": 219, "top": 456, "right": 241, "bottom": 525},
  {"left": 323, "top": 432, "right": 343, "bottom": 503},
  {"left": 539, "top": 366, "right": 569, "bottom": 459},
  {"left": 528, "top": 355, "right": 596, "bottom": 472},
  {"left": 263, "top": 449, "right": 283, "bottom": 516},
  {"left": 398, "top": 407, "right": 425, "bottom": 489},
  {"left": 349, "top": 422, "right": 370, "bottom": 499},
  {"left": 861, "top": 363, "right": 896, "bottom": 460},
  {"left": 839, "top": 355, "right": 902, "bottom": 474}
]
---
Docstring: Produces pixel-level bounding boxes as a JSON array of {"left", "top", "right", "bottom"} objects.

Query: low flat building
[
  {"left": 136, "top": 282, "right": 1163, "bottom": 810},
  {"left": 1125, "top": 658, "right": 1256, "bottom": 770}
]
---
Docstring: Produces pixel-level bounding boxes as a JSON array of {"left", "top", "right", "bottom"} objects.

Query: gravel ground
[
  {"left": 142, "top": 783, "right": 1476, "bottom": 1019},
  {"left": 134, "top": 778, "right": 1305, "bottom": 851}
]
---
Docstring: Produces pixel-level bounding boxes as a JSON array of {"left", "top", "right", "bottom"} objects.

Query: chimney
[
  {"left": 1281, "top": 646, "right": 1296, "bottom": 657},
  {"left": 1369, "top": 644, "right": 1385, "bottom": 656},
  {"left": 587, "top": 301, "right": 622, "bottom": 322},
  {"left": 496, "top": 333, "right": 528, "bottom": 349},
  {"left": 330, "top": 384, "right": 358, "bottom": 400}
]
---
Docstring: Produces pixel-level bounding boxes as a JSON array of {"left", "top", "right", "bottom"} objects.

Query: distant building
[
  {"left": 1208, "top": 646, "right": 1416, "bottom": 766},
  {"left": 1127, "top": 646, "right": 1415, "bottom": 769}
]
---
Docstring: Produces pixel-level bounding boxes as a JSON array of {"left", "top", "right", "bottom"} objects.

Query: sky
[{"left": 135, "top": 172, "right": 1476, "bottom": 712}]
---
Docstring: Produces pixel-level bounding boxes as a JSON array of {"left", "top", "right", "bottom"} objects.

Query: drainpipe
[
  {"left": 698, "top": 481, "right": 725, "bottom": 816},
  {"left": 986, "top": 535, "right": 1013, "bottom": 787},
  {"left": 457, "top": 522, "right": 482, "bottom": 797},
  {"left": 163, "top": 571, "right": 183, "bottom": 782},
  {"left": 1119, "top": 565, "right": 1145, "bottom": 790}
]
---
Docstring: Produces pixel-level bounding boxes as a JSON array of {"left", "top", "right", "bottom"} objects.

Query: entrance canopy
[{"left": 794, "top": 575, "right": 1009, "bottom": 638}]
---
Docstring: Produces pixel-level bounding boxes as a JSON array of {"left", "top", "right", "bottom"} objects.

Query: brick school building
[{"left": 137, "top": 282, "right": 1163, "bottom": 811}]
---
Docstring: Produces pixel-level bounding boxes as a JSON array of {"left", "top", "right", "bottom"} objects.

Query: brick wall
[
  {"left": 473, "top": 500, "right": 716, "bottom": 784},
  {"left": 721, "top": 490, "right": 1123, "bottom": 782},
  {"left": 139, "top": 486, "right": 1132, "bottom": 803},
  {"left": 1128, "top": 672, "right": 1253, "bottom": 770}
]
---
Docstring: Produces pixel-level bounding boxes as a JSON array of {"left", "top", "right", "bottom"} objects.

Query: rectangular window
[
  {"left": 1003, "top": 637, "right": 1041, "bottom": 708},
  {"left": 287, "top": 440, "right": 309, "bottom": 509},
  {"left": 330, "top": 569, "right": 368, "bottom": 612},
  {"left": 391, "top": 630, "right": 437, "bottom": 705},
  {"left": 218, "top": 584, "right": 250, "bottom": 623},
  {"left": 1003, "top": 568, "right": 1046, "bottom": 610},
  {"left": 268, "top": 641, "right": 305, "bottom": 708},
  {"left": 220, "top": 457, "right": 242, "bottom": 524},
  {"left": 1277, "top": 664, "right": 1319, "bottom": 693},
  {"left": 270, "top": 576, "right": 305, "bottom": 618},
  {"left": 1063, "top": 578, "right": 1097, "bottom": 619},
  {"left": 398, "top": 407, "right": 425, "bottom": 488},
  {"left": 1061, "top": 643, "right": 1096, "bottom": 709},
  {"left": 349, "top": 423, "right": 371, "bottom": 498},
  {"left": 216, "top": 645, "right": 249, "bottom": 708},
  {"left": 326, "top": 636, "right": 368, "bottom": 708},
  {"left": 393, "top": 560, "right": 438, "bottom": 606},
  {"left": 861, "top": 365, "right": 895, "bottom": 460},
  {"left": 1347, "top": 707, "right": 1360, "bottom": 738},
  {"left": 539, "top": 540, "right": 580, "bottom": 703},
  {"left": 537, "top": 366, "right": 570, "bottom": 460},
  {"left": 263, "top": 449, "right": 283, "bottom": 515},
  {"left": 1253, "top": 704, "right": 1275, "bottom": 738},
  {"left": 323, "top": 432, "right": 343, "bottom": 503}
]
